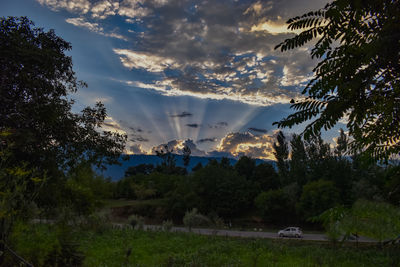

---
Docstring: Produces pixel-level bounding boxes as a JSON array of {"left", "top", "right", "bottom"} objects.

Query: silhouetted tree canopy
[
  {"left": 0, "top": 16, "right": 126, "bottom": 175},
  {"left": 125, "top": 164, "right": 154, "bottom": 176},
  {"left": 274, "top": 0, "right": 400, "bottom": 160},
  {"left": 182, "top": 145, "right": 191, "bottom": 168}
]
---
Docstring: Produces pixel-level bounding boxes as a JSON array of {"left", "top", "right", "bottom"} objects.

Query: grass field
[
  {"left": 10, "top": 223, "right": 399, "bottom": 267},
  {"left": 103, "top": 198, "right": 168, "bottom": 209}
]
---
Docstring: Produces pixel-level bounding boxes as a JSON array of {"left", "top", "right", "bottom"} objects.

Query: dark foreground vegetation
[
  {"left": 111, "top": 132, "right": 400, "bottom": 228},
  {"left": 1, "top": 0, "right": 400, "bottom": 264},
  {"left": 8, "top": 223, "right": 400, "bottom": 266}
]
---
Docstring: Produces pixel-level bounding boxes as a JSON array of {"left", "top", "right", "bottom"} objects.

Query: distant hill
[{"left": 97, "top": 154, "right": 275, "bottom": 181}]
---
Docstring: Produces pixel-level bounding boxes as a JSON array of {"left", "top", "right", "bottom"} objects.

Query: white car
[{"left": 278, "top": 227, "right": 303, "bottom": 238}]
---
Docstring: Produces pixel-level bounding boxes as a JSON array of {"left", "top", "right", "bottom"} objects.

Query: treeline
[{"left": 112, "top": 130, "right": 400, "bottom": 225}]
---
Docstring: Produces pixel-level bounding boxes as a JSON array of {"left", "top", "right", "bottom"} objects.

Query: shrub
[
  {"left": 254, "top": 189, "right": 290, "bottom": 222},
  {"left": 128, "top": 214, "right": 144, "bottom": 230},
  {"left": 208, "top": 212, "right": 225, "bottom": 228},
  {"left": 297, "top": 179, "right": 340, "bottom": 220},
  {"left": 183, "top": 208, "right": 210, "bottom": 230},
  {"left": 10, "top": 222, "right": 84, "bottom": 266},
  {"left": 80, "top": 212, "right": 111, "bottom": 233},
  {"left": 162, "top": 220, "right": 173, "bottom": 231}
]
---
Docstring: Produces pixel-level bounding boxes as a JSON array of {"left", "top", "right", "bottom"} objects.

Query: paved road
[
  {"left": 142, "top": 225, "right": 375, "bottom": 243},
  {"left": 34, "top": 220, "right": 375, "bottom": 243}
]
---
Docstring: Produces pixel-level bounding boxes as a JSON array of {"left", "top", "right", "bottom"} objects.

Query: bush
[
  {"left": 10, "top": 222, "right": 84, "bottom": 266},
  {"left": 254, "top": 189, "right": 290, "bottom": 222},
  {"left": 162, "top": 220, "right": 173, "bottom": 231},
  {"left": 80, "top": 212, "right": 111, "bottom": 233},
  {"left": 183, "top": 208, "right": 210, "bottom": 230},
  {"left": 297, "top": 179, "right": 340, "bottom": 220},
  {"left": 208, "top": 212, "right": 225, "bottom": 228},
  {"left": 128, "top": 214, "right": 144, "bottom": 230}
]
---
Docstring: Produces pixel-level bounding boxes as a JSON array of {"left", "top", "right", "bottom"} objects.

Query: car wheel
[
  {"left": 295, "top": 234, "right": 300, "bottom": 238},
  {"left": 279, "top": 233, "right": 284, "bottom": 237}
]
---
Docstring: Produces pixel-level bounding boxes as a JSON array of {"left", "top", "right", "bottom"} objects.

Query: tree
[
  {"left": 192, "top": 164, "right": 252, "bottom": 218},
  {"left": 182, "top": 145, "right": 191, "bottom": 169},
  {"left": 0, "top": 16, "right": 126, "bottom": 173},
  {"left": 0, "top": 135, "right": 44, "bottom": 255},
  {"left": 334, "top": 129, "right": 349, "bottom": 158},
  {"left": 289, "top": 134, "right": 309, "bottom": 186},
  {"left": 125, "top": 164, "right": 154, "bottom": 176},
  {"left": 273, "top": 131, "right": 289, "bottom": 184},
  {"left": 315, "top": 200, "right": 400, "bottom": 243},
  {"left": 235, "top": 155, "right": 256, "bottom": 180},
  {"left": 0, "top": 16, "right": 126, "bottom": 255},
  {"left": 252, "top": 163, "right": 280, "bottom": 191},
  {"left": 155, "top": 145, "right": 186, "bottom": 174},
  {"left": 298, "top": 179, "right": 340, "bottom": 219},
  {"left": 274, "top": 0, "right": 400, "bottom": 160},
  {"left": 191, "top": 162, "right": 203, "bottom": 172},
  {"left": 255, "top": 189, "right": 290, "bottom": 223},
  {"left": 304, "top": 134, "right": 332, "bottom": 181}
]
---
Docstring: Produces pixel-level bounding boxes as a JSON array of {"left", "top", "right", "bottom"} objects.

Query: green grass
[
  {"left": 103, "top": 198, "right": 168, "bottom": 209},
  {"left": 10, "top": 223, "right": 399, "bottom": 267}
]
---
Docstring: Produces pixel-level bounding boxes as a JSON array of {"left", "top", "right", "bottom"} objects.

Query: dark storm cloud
[
  {"left": 170, "top": 111, "right": 193, "bottom": 118},
  {"left": 129, "top": 136, "right": 149, "bottom": 142},
  {"left": 208, "top": 121, "right": 228, "bottom": 129},
  {"left": 186, "top": 123, "right": 200, "bottom": 128},
  {"left": 119, "top": 122, "right": 150, "bottom": 143},
  {"left": 248, "top": 127, "right": 268, "bottom": 133},
  {"left": 197, "top": 138, "right": 217, "bottom": 143},
  {"left": 128, "top": 126, "right": 144, "bottom": 133}
]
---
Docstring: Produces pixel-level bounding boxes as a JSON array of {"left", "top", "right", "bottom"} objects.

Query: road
[
  {"left": 34, "top": 220, "right": 375, "bottom": 243},
  {"left": 142, "top": 225, "right": 375, "bottom": 243}
]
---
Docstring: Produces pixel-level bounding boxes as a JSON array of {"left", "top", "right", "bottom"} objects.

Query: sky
[{"left": 1, "top": 0, "right": 345, "bottom": 160}]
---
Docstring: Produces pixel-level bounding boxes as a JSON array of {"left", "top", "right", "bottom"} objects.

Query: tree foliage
[
  {"left": 298, "top": 179, "right": 340, "bottom": 219},
  {"left": 274, "top": 0, "right": 400, "bottom": 160},
  {"left": 255, "top": 189, "right": 290, "bottom": 222},
  {"left": 192, "top": 164, "right": 252, "bottom": 217},
  {"left": 182, "top": 145, "right": 191, "bottom": 168},
  {"left": 0, "top": 16, "right": 126, "bottom": 174},
  {"left": 0, "top": 16, "right": 126, "bottom": 253},
  {"left": 273, "top": 131, "right": 289, "bottom": 183},
  {"left": 313, "top": 199, "right": 400, "bottom": 243}
]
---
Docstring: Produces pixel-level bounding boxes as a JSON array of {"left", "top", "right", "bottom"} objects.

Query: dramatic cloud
[
  {"left": 90, "top": 0, "right": 119, "bottom": 19},
  {"left": 214, "top": 132, "right": 276, "bottom": 160},
  {"left": 248, "top": 127, "right": 268, "bottom": 134},
  {"left": 208, "top": 122, "right": 228, "bottom": 129},
  {"left": 128, "top": 127, "right": 143, "bottom": 133},
  {"left": 169, "top": 111, "right": 193, "bottom": 118},
  {"left": 38, "top": 0, "right": 327, "bottom": 106},
  {"left": 151, "top": 139, "right": 207, "bottom": 157},
  {"left": 125, "top": 125, "right": 150, "bottom": 142},
  {"left": 38, "top": 0, "right": 91, "bottom": 14},
  {"left": 100, "top": 117, "right": 127, "bottom": 135},
  {"left": 66, "top": 17, "right": 127, "bottom": 40},
  {"left": 197, "top": 138, "right": 218, "bottom": 143},
  {"left": 33, "top": 0, "right": 334, "bottom": 159},
  {"left": 145, "top": 131, "right": 280, "bottom": 159},
  {"left": 129, "top": 144, "right": 147, "bottom": 154},
  {"left": 113, "top": 49, "right": 179, "bottom": 72},
  {"left": 186, "top": 123, "right": 200, "bottom": 128},
  {"left": 129, "top": 136, "right": 149, "bottom": 142}
]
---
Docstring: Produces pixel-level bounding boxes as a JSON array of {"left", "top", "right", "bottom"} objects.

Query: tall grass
[{"left": 11, "top": 223, "right": 396, "bottom": 266}]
